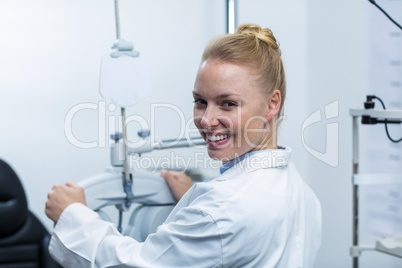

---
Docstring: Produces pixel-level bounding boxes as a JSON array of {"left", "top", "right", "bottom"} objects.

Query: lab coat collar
[{"left": 216, "top": 146, "right": 291, "bottom": 181}]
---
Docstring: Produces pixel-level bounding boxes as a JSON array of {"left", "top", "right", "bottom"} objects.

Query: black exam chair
[{"left": 0, "top": 159, "right": 61, "bottom": 268}]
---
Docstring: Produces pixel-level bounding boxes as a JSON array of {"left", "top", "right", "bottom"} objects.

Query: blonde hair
[{"left": 202, "top": 23, "right": 286, "bottom": 117}]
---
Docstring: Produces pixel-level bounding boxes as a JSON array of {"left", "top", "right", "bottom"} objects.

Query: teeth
[{"left": 207, "top": 134, "right": 228, "bottom": 142}]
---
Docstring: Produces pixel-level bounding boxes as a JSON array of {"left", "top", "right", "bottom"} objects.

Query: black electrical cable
[
  {"left": 372, "top": 96, "right": 402, "bottom": 143},
  {"left": 368, "top": 0, "right": 402, "bottom": 30}
]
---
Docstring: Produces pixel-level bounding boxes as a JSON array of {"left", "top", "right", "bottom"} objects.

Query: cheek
[
  {"left": 237, "top": 113, "right": 267, "bottom": 138},
  {"left": 246, "top": 116, "right": 267, "bottom": 129},
  {"left": 219, "top": 113, "right": 238, "bottom": 131},
  {"left": 193, "top": 109, "right": 203, "bottom": 129}
]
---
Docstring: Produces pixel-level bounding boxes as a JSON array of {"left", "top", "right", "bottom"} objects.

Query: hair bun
[{"left": 236, "top": 23, "right": 279, "bottom": 49}]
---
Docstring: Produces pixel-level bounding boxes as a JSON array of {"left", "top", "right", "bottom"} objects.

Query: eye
[
  {"left": 194, "top": 99, "right": 207, "bottom": 106},
  {"left": 222, "top": 101, "right": 237, "bottom": 108}
]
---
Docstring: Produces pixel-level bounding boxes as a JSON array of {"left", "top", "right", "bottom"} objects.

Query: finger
[
  {"left": 159, "top": 169, "right": 167, "bottom": 177},
  {"left": 65, "top": 181, "right": 79, "bottom": 188},
  {"left": 160, "top": 169, "right": 174, "bottom": 180},
  {"left": 161, "top": 170, "right": 182, "bottom": 184},
  {"left": 51, "top": 184, "right": 62, "bottom": 190},
  {"left": 47, "top": 191, "right": 52, "bottom": 200},
  {"left": 161, "top": 171, "right": 180, "bottom": 192}
]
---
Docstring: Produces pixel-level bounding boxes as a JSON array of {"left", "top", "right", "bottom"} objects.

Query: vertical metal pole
[
  {"left": 226, "top": 0, "right": 237, "bottom": 34},
  {"left": 114, "top": 0, "right": 132, "bottom": 198},
  {"left": 352, "top": 116, "right": 359, "bottom": 268},
  {"left": 112, "top": 0, "right": 133, "bottom": 233},
  {"left": 114, "top": 0, "right": 121, "bottom": 39},
  {"left": 121, "top": 107, "right": 131, "bottom": 184}
]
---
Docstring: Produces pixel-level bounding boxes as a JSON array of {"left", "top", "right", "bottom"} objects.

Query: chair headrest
[{"left": 0, "top": 159, "right": 28, "bottom": 238}]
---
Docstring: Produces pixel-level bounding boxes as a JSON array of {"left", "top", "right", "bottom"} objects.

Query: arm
[
  {"left": 44, "top": 170, "right": 192, "bottom": 224},
  {"left": 45, "top": 180, "right": 222, "bottom": 267},
  {"left": 49, "top": 203, "right": 222, "bottom": 267}
]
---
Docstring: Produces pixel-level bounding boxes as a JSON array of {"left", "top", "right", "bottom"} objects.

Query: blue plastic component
[
  {"left": 111, "top": 132, "right": 123, "bottom": 141},
  {"left": 137, "top": 130, "right": 150, "bottom": 138}
]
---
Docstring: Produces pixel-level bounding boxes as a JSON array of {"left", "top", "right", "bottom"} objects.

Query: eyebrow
[{"left": 192, "top": 91, "right": 239, "bottom": 99}]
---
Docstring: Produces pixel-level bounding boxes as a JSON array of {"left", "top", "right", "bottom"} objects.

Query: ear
[{"left": 265, "top": 89, "right": 281, "bottom": 122}]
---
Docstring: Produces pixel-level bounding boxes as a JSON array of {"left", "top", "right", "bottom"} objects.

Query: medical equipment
[
  {"left": 75, "top": 0, "right": 242, "bottom": 242},
  {"left": 77, "top": 0, "right": 207, "bottom": 240},
  {"left": 376, "top": 236, "right": 402, "bottom": 257},
  {"left": 349, "top": 105, "right": 402, "bottom": 268},
  {"left": 351, "top": 1, "right": 402, "bottom": 264},
  {"left": 78, "top": 132, "right": 205, "bottom": 241},
  {"left": 362, "top": 95, "right": 402, "bottom": 142}
]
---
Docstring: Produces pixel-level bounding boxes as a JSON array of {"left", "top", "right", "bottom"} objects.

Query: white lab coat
[{"left": 49, "top": 147, "right": 321, "bottom": 267}]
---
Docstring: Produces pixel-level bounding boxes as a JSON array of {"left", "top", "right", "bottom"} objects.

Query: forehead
[{"left": 193, "top": 60, "right": 260, "bottom": 97}]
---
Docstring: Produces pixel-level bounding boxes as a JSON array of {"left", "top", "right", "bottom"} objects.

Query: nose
[{"left": 200, "top": 106, "right": 220, "bottom": 130}]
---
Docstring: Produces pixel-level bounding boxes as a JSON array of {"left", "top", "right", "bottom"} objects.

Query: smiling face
[{"left": 193, "top": 59, "right": 280, "bottom": 162}]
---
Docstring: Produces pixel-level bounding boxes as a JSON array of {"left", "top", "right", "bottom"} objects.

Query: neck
[
  {"left": 252, "top": 119, "right": 278, "bottom": 151},
  {"left": 250, "top": 134, "right": 277, "bottom": 152}
]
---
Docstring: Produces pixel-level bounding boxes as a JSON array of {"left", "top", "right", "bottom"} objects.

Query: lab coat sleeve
[{"left": 49, "top": 203, "right": 223, "bottom": 268}]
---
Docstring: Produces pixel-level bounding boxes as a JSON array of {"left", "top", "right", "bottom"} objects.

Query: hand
[
  {"left": 160, "top": 169, "right": 193, "bottom": 202},
  {"left": 45, "top": 181, "right": 86, "bottom": 223}
]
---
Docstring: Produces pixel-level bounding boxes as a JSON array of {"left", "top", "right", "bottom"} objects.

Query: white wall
[{"left": 306, "top": 0, "right": 364, "bottom": 266}]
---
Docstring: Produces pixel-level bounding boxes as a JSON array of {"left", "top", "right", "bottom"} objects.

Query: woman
[{"left": 46, "top": 23, "right": 321, "bottom": 267}]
